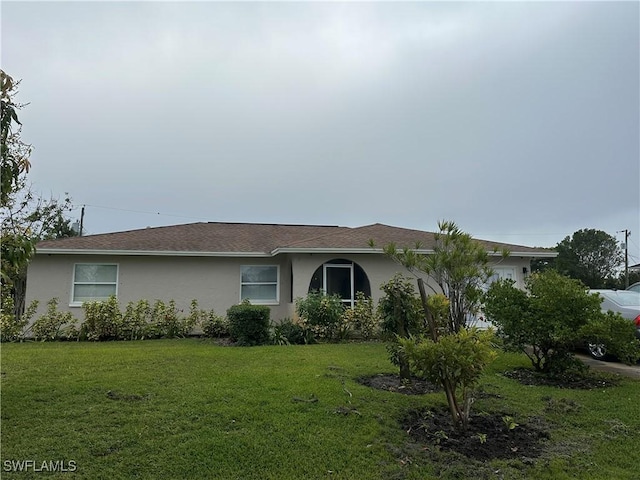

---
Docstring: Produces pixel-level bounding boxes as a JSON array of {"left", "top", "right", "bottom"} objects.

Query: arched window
[{"left": 308, "top": 259, "right": 371, "bottom": 307}]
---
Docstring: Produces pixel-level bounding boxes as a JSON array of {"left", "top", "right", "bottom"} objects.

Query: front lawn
[{"left": 1, "top": 340, "right": 638, "bottom": 479}]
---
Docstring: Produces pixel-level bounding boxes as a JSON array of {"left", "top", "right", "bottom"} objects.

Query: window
[
  {"left": 72, "top": 264, "right": 118, "bottom": 305},
  {"left": 240, "top": 265, "right": 279, "bottom": 304},
  {"left": 308, "top": 259, "right": 371, "bottom": 308},
  {"left": 484, "top": 267, "right": 516, "bottom": 289}
]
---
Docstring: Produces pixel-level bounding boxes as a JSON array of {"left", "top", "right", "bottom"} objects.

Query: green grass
[{"left": 1, "top": 340, "right": 639, "bottom": 479}]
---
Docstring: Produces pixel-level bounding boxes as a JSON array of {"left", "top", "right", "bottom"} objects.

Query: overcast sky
[{"left": 2, "top": 1, "right": 639, "bottom": 262}]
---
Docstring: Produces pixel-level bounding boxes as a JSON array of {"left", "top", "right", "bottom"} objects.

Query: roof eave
[{"left": 35, "top": 248, "right": 271, "bottom": 257}]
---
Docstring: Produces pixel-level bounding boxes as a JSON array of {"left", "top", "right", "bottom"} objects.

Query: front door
[{"left": 323, "top": 263, "right": 354, "bottom": 307}]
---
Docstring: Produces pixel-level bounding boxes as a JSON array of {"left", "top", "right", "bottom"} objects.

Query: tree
[
  {"left": 382, "top": 220, "right": 505, "bottom": 333},
  {"left": 484, "top": 270, "right": 602, "bottom": 374},
  {"left": 1, "top": 70, "right": 31, "bottom": 207},
  {"left": 0, "top": 69, "right": 75, "bottom": 320},
  {"left": 379, "top": 220, "right": 501, "bottom": 430},
  {"left": 1, "top": 178, "right": 76, "bottom": 320},
  {"left": 555, "top": 229, "right": 623, "bottom": 288}
]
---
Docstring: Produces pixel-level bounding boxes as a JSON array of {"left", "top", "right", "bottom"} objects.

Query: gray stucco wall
[
  {"left": 25, "top": 252, "right": 531, "bottom": 326},
  {"left": 25, "top": 254, "right": 294, "bottom": 321}
]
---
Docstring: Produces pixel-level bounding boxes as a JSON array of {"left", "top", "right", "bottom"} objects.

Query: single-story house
[{"left": 26, "top": 222, "right": 557, "bottom": 321}]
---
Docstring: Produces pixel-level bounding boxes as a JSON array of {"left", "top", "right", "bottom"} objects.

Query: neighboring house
[{"left": 26, "top": 222, "right": 556, "bottom": 321}]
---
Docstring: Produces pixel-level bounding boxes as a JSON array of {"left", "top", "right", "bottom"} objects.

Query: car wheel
[{"left": 588, "top": 343, "right": 607, "bottom": 360}]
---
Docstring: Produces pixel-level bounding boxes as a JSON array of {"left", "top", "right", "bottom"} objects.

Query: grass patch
[{"left": 1, "top": 340, "right": 639, "bottom": 479}]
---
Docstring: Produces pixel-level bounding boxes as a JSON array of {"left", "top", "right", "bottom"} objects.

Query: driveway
[{"left": 576, "top": 353, "right": 640, "bottom": 379}]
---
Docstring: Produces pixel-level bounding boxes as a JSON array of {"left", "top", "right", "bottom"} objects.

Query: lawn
[{"left": 1, "top": 339, "right": 639, "bottom": 479}]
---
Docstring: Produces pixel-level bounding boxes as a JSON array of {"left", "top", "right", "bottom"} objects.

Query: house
[{"left": 26, "top": 222, "right": 556, "bottom": 321}]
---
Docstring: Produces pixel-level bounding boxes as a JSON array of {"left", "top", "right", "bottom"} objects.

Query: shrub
[
  {"left": 121, "top": 299, "right": 152, "bottom": 340},
  {"left": 201, "top": 311, "right": 230, "bottom": 338},
  {"left": 1, "top": 294, "right": 38, "bottom": 342},
  {"left": 295, "top": 290, "right": 345, "bottom": 341},
  {"left": 81, "top": 296, "right": 123, "bottom": 341},
  {"left": 32, "top": 298, "right": 78, "bottom": 341},
  {"left": 342, "top": 292, "right": 380, "bottom": 340},
  {"left": 484, "top": 271, "right": 602, "bottom": 374},
  {"left": 271, "top": 318, "right": 313, "bottom": 345},
  {"left": 377, "top": 274, "right": 425, "bottom": 379},
  {"left": 580, "top": 311, "right": 640, "bottom": 364},
  {"left": 227, "top": 302, "right": 271, "bottom": 346},
  {"left": 399, "top": 328, "right": 497, "bottom": 431},
  {"left": 378, "top": 274, "right": 424, "bottom": 338}
]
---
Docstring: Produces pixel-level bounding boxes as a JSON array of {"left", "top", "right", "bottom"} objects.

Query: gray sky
[{"left": 2, "top": 1, "right": 639, "bottom": 262}]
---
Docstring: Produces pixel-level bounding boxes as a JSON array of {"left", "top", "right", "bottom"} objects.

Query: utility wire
[{"left": 73, "top": 203, "right": 210, "bottom": 222}]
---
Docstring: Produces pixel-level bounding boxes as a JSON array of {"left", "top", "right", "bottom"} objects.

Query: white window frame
[
  {"left": 240, "top": 265, "right": 280, "bottom": 305},
  {"left": 323, "top": 263, "right": 355, "bottom": 308},
  {"left": 70, "top": 263, "right": 119, "bottom": 307},
  {"left": 484, "top": 267, "right": 517, "bottom": 290}
]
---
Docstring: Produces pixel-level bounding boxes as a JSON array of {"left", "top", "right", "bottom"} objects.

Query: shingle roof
[{"left": 35, "top": 222, "right": 556, "bottom": 257}]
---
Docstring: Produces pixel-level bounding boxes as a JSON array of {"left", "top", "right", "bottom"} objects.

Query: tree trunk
[
  {"left": 417, "top": 278, "right": 438, "bottom": 342},
  {"left": 11, "top": 270, "right": 27, "bottom": 321},
  {"left": 394, "top": 298, "right": 411, "bottom": 381}
]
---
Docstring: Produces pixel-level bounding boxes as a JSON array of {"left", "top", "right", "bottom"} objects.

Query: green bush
[
  {"left": 31, "top": 298, "right": 78, "bottom": 341},
  {"left": 580, "top": 311, "right": 640, "bottom": 364},
  {"left": 295, "top": 291, "right": 345, "bottom": 341},
  {"left": 271, "top": 318, "right": 313, "bottom": 345},
  {"left": 484, "top": 271, "right": 602, "bottom": 374},
  {"left": 377, "top": 274, "right": 425, "bottom": 379},
  {"left": 150, "top": 299, "right": 196, "bottom": 338},
  {"left": 399, "top": 328, "right": 497, "bottom": 430},
  {"left": 81, "top": 296, "right": 123, "bottom": 341},
  {"left": 121, "top": 299, "right": 152, "bottom": 340},
  {"left": 378, "top": 274, "right": 424, "bottom": 338},
  {"left": 227, "top": 303, "right": 271, "bottom": 346},
  {"left": 1, "top": 294, "right": 38, "bottom": 342},
  {"left": 342, "top": 292, "right": 380, "bottom": 340},
  {"left": 201, "top": 311, "right": 230, "bottom": 338}
]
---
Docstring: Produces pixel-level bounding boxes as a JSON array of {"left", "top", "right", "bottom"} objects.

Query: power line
[{"left": 74, "top": 203, "right": 210, "bottom": 222}]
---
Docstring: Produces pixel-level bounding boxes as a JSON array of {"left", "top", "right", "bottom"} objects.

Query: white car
[{"left": 587, "top": 289, "right": 640, "bottom": 360}]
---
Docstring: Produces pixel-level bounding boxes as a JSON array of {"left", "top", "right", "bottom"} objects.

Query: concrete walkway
[{"left": 576, "top": 353, "right": 640, "bottom": 379}]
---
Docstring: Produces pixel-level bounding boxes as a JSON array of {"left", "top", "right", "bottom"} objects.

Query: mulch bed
[
  {"left": 402, "top": 407, "right": 550, "bottom": 461},
  {"left": 502, "top": 367, "right": 619, "bottom": 389},
  {"left": 357, "top": 374, "right": 441, "bottom": 395}
]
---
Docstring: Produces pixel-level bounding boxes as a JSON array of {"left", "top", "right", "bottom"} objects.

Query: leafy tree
[
  {"left": 1, "top": 70, "right": 76, "bottom": 319},
  {"left": 555, "top": 229, "right": 623, "bottom": 288},
  {"left": 399, "top": 328, "right": 496, "bottom": 431},
  {"left": 379, "top": 220, "right": 501, "bottom": 429},
  {"left": 381, "top": 220, "right": 504, "bottom": 333},
  {"left": 1, "top": 70, "right": 31, "bottom": 207},
  {"left": 484, "top": 271, "right": 602, "bottom": 374},
  {"left": 1, "top": 179, "right": 76, "bottom": 320}
]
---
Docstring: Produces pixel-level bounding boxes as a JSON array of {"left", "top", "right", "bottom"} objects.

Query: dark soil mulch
[
  {"left": 403, "top": 407, "right": 550, "bottom": 461},
  {"left": 502, "top": 367, "right": 619, "bottom": 389},
  {"left": 357, "top": 374, "right": 441, "bottom": 395}
]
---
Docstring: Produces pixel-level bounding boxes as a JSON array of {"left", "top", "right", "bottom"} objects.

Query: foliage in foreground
[
  {"left": 484, "top": 270, "right": 603, "bottom": 374},
  {"left": 400, "top": 327, "right": 497, "bottom": 431},
  {"left": 380, "top": 221, "right": 501, "bottom": 429}
]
